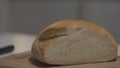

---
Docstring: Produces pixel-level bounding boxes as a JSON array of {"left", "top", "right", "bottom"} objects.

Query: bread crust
[{"left": 32, "top": 19, "right": 118, "bottom": 64}]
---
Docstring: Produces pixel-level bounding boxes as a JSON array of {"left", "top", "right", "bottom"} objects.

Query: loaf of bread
[{"left": 32, "top": 20, "right": 118, "bottom": 65}]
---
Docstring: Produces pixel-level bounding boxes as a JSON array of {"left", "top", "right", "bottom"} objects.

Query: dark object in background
[{"left": 0, "top": 45, "right": 14, "bottom": 55}]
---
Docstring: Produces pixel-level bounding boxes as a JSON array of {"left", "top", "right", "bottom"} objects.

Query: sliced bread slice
[{"left": 32, "top": 20, "right": 118, "bottom": 65}]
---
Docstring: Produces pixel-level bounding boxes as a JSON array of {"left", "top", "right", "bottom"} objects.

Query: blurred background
[
  {"left": 0, "top": 0, "right": 120, "bottom": 56},
  {"left": 0, "top": 0, "right": 120, "bottom": 43}
]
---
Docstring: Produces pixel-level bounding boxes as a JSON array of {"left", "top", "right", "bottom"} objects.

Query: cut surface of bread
[{"left": 32, "top": 20, "right": 118, "bottom": 65}]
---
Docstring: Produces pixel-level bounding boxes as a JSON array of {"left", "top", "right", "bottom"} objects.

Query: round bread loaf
[{"left": 32, "top": 20, "right": 118, "bottom": 65}]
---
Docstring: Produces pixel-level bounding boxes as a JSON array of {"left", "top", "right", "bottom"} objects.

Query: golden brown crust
[{"left": 32, "top": 19, "right": 118, "bottom": 63}]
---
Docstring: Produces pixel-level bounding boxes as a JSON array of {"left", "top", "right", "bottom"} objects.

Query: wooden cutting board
[{"left": 0, "top": 52, "right": 120, "bottom": 68}]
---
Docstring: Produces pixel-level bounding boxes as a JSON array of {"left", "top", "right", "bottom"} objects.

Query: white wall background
[{"left": 0, "top": 0, "right": 120, "bottom": 43}]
